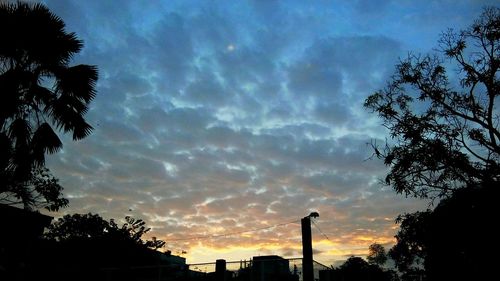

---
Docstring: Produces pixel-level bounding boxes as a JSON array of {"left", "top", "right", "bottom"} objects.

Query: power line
[
  {"left": 164, "top": 219, "right": 301, "bottom": 242},
  {"left": 311, "top": 219, "right": 331, "bottom": 242}
]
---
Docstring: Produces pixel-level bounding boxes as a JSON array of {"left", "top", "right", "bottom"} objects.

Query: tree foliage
[
  {"left": 389, "top": 182, "right": 498, "bottom": 281},
  {"left": 367, "top": 243, "right": 388, "bottom": 266},
  {"left": 45, "top": 213, "right": 165, "bottom": 250},
  {"left": 388, "top": 211, "right": 429, "bottom": 274},
  {"left": 366, "top": 7, "right": 500, "bottom": 280},
  {"left": 0, "top": 2, "right": 98, "bottom": 210},
  {"left": 364, "top": 7, "right": 500, "bottom": 199},
  {"left": 333, "top": 256, "right": 398, "bottom": 281},
  {"left": 35, "top": 213, "right": 167, "bottom": 281}
]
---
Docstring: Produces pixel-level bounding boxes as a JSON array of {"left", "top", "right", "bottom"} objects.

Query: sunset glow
[{"left": 36, "top": 0, "right": 494, "bottom": 266}]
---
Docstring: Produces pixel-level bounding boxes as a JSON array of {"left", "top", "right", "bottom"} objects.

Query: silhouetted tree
[
  {"left": 333, "top": 256, "right": 398, "bottom": 281},
  {"left": 388, "top": 212, "right": 429, "bottom": 278},
  {"left": 45, "top": 213, "right": 165, "bottom": 249},
  {"left": 365, "top": 7, "right": 499, "bottom": 281},
  {"left": 389, "top": 182, "right": 498, "bottom": 281},
  {"left": 367, "top": 243, "right": 388, "bottom": 266},
  {"left": 364, "top": 7, "right": 499, "bottom": 200},
  {"left": 0, "top": 2, "right": 98, "bottom": 210},
  {"left": 341, "top": 256, "right": 370, "bottom": 271},
  {"left": 37, "top": 213, "right": 167, "bottom": 281}
]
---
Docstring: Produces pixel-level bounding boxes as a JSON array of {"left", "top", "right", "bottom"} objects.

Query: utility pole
[
  {"left": 302, "top": 212, "right": 319, "bottom": 281},
  {"left": 215, "top": 259, "right": 226, "bottom": 281}
]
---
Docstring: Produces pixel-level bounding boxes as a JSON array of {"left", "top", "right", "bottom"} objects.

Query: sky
[{"left": 21, "top": 0, "right": 496, "bottom": 266}]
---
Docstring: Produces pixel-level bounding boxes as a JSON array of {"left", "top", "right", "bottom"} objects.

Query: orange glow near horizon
[
  {"left": 44, "top": 208, "right": 403, "bottom": 267},
  {"left": 156, "top": 233, "right": 396, "bottom": 266}
]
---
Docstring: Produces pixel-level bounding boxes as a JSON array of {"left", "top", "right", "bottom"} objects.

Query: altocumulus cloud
[{"left": 37, "top": 0, "right": 496, "bottom": 264}]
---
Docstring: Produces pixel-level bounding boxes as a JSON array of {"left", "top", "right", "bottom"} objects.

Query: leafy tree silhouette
[
  {"left": 45, "top": 213, "right": 165, "bottom": 250},
  {"left": 365, "top": 7, "right": 499, "bottom": 200},
  {"left": 366, "top": 7, "right": 499, "bottom": 281},
  {"left": 367, "top": 243, "right": 388, "bottom": 266},
  {"left": 332, "top": 256, "right": 398, "bottom": 281},
  {"left": 0, "top": 2, "right": 98, "bottom": 210},
  {"left": 390, "top": 183, "right": 498, "bottom": 281},
  {"left": 36, "top": 213, "right": 166, "bottom": 281}
]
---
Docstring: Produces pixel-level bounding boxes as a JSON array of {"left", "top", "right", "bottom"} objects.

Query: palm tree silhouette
[{"left": 0, "top": 2, "right": 98, "bottom": 210}]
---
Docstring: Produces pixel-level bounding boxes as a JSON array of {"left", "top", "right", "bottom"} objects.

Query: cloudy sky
[{"left": 32, "top": 0, "right": 495, "bottom": 265}]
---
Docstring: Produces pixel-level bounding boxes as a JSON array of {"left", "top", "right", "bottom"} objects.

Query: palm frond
[
  {"left": 72, "top": 117, "right": 93, "bottom": 140},
  {"left": 31, "top": 122, "right": 62, "bottom": 160},
  {"left": 55, "top": 64, "right": 98, "bottom": 103},
  {"left": 30, "top": 84, "right": 56, "bottom": 108},
  {"left": 55, "top": 93, "right": 88, "bottom": 114},
  {"left": 8, "top": 118, "right": 32, "bottom": 149}
]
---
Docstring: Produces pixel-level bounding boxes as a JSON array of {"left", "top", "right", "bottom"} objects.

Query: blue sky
[{"left": 29, "top": 0, "right": 496, "bottom": 265}]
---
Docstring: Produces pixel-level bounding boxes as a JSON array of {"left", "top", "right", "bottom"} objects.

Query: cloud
[{"left": 36, "top": 0, "right": 486, "bottom": 265}]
